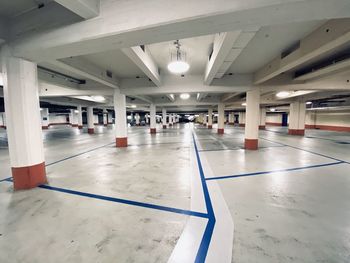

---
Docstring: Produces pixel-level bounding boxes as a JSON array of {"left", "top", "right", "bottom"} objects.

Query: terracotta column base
[
  {"left": 88, "top": 128, "right": 94, "bottom": 134},
  {"left": 259, "top": 125, "right": 266, "bottom": 130},
  {"left": 239, "top": 124, "right": 245, "bottom": 127},
  {"left": 163, "top": 125, "right": 167, "bottom": 129},
  {"left": 78, "top": 125, "right": 83, "bottom": 129},
  {"left": 218, "top": 128, "right": 224, "bottom": 134},
  {"left": 72, "top": 124, "right": 78, "bottom": 128},
  {"left": 12, "top": 162, "right": 47, "bottom": 190},
  {"left": 288, "top": 129, "right": 305, "bottom": 136},
  {"left": 245, "top": 139, "right": 258, "bottom": 150},
  {"left": 208, "top": 125, "right": 212, "bottom": 129},
  {"left": 42, "top": 126, "right": 49, "bottom": 130},
  {"left": 116, "top": 137, "right": 128, "bottom": 147},
  {"left": 150, "top": 128, "right": 156, "bottom": 134}
]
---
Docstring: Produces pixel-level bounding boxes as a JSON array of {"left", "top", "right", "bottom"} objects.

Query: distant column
[
  {"left": 87, "top": 107, "right": 94, "bottom": 134},
  {"left": 103, "top": 109, "right": 108, "bottom": 126},
  {"left": 114, "top": 90, "right": 128, "bottom": 147},
  {"left": 288, "top": 100, "right": 306, "bottom": 136},
  {"left": 150, "top": 104, "right": 156, "bottom": 134},
  {"left": 208, "top": 108, "right": 213, "bottom": 129},
  {"left": 162, "top": 108, "right": 167, "bottom": 129},
  {"left": 239, "top": 112, "right": 246, "bottom": 127},
  {"left": 218, "top": 103, "right": 225, "bottom": 134},
  {"left": 244, "top": 89, "right": 260, "bottom": 150},
  {"left": 259, "top": 108, "right": 266, "bottom": 130},
  {"left": 41, "top": 108, "right": 49, "bottom": 129},
  {"left": 77, "top": 105, "right": 83, "bottom": 129}
]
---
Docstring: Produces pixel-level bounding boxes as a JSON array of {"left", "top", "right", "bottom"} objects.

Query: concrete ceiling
[
  {"left": 148, "top": 35, "right": 214, "bottom": 75},
  {"left": 0, "top": 0, "right": 54, "bottom": 18},
  {"left": 81, "top": 49, "right": 147, "bottom": 78},
  {"left": 229, "top": 20, "right": 326, "bottom": 74}
]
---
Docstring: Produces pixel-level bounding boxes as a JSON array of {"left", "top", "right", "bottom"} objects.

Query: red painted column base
[
  {"left": 288, "top": 129, "right": 305, "bottom": 136},
  {"left": 150, "top": 128, "right": 156, "bottom": 134},
  {"left": 163, "top": 125, "right": 167, "bottom": 129},
  {"left": 218, "top": 128, "right": 224, "bottom": 134},
  {"left": 78, "top": 125, "right": 83, "bottom": 129},
  {"left": 245, "top": 139, "right": 258, "bottom": 150},
  {"left": 12, "top": 162, "right": 47, "bottom": 190},
  {"left": 239, "top": 124, "right": 245, "bottom": 127},
  {"left": 72, "top": 124, "right": 78, "bottom": 128},
  {"left": 259, "top": 125, "right": 266, "bottom": 130},
  {"left": 116, "top": 137, "right": 128, "bottom": 147},
  {"left": 88, "top": 128, "right": 94, "bottom": 134},
  {"left": 208, "top": 125, "right": 212, "bottom": 129},
  {"left": 42, "top": 126, "right": 49, "bottom": 130}
]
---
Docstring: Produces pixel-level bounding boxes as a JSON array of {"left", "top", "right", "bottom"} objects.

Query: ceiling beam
[
  {"left": 129, "top": 95, "right": 154, "bottom": 104},
  {"left": 254, "top": 19, "right": 350, "bottom": 84},
  {"left": 122, "top": 46, "right": 161, "bottom": 86},
  {"left": 197, "top": 93, "right": 208, "bottom": 101},
  {"left": 11, "top": 0, "right": 350, "bottom": 61},
  {"left": 48, "top": 58, "right": 119, "bottom": 89},
  {"left": 55, "top": 0, "right": 100, "bottom": 19},
  {"left": 221, "top": 93, "right": 240, "bottom": 102},
  {"left": 166, "top": 94, "right": 175, "bottom": 102}
]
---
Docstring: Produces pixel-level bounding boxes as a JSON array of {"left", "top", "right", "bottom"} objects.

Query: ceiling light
[
  {"left": 91, "top": 95, "right": 105, "bottom": 102},
  {"left": 167, "top": 40, "right": 190, "bottom": 74},
  {"left": 306, "top": 101, "right": 312, "bottom": 105},
  {"left": 130, "top": 105, "right": 137, "bottom": 108},
  {"left": 270, "top": 108, "right": 276, "bottom": 112},
  {"left": 276, "top": 91, "right": 290, "bottom": 98},
  {"left": 180, "top": 93, "right": 190, "bottom": 100},
  {"left": 241, "top": 102, "right": 247, "bottom": 106}
]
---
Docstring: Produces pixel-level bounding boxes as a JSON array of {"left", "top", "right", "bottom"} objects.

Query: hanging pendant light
[{"left": 167, "top": 40, "right": 190, "bottom": 74}]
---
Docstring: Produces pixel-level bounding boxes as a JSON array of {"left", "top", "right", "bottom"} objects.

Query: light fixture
[
  {"left": 306, "top": 101, "right": 312, "bottom": 105},
  {"left": 180, "top": 93, "right": 190, "bottom": 100},
  {"left": 167, "top": 40, "right": 190, "bottom": 74},
  {"left": 130, "top": 105, "right": 137, "bottom": 108},
  {"left": 241, "top": 102, "right": 247, "bottom": 106},
  {"left": 91, "top": 95, "right": 105, "bottom": 102},
  {"left": 276, "top": 91, "right": 290, "bottom": 98},
  {"left": 270, "top": 108, "right": 276, "bottom": 112}
]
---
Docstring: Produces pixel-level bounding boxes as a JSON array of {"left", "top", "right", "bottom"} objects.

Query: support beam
[
  {"left": 218, "top": 103, "right": 225, "bottom": 134},
  {"left": 166, "top": 94, "right": 175, "bottom": 102},
  {"left": 77, "top": 105, "right": 83, "bottom": 129},
  {"left": 259, "top": 107, "right": 266, "bottom": 130},
  {"left": 150, "top": 104, "right": 156, "bottom": 134},
  {"left": 1, "top": 48, "right": 47, "bottom": 190},
  {"left": 288, "top": 100, "right": 306, "bottom": 135},
  {"left": 197, "top": 93, "right": 208, "bottom": 101},
  {"left": 244, "top": 89, "right": 260, "bottom": 150},
  {"left": 114, "top": 89, "right": 128, "bottom": 147},
  {"left": 162, "top": 108, "right": 167, "bottom": 129},
  {"left": 122, "top": 46, "right": 161, "bottom": 86},
  {"left": 255, "top": 19, "right": 350, "bottom": 84},
  {"left": 208, "top": 108, "right": 213, "bottom": 129},
  {"left": 41, "top": 108, "right": 49, "bottom": 129},
  {"left": 55, "top": 0, "right": 100, "bottom": 19},
  {"left": 87, "top": 106, "right": 94, "bottom": 134}
]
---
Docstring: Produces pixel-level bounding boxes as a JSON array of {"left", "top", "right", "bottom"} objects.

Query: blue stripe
[
  {"left": 192, "top": 133, "right": 216, "bottom": 263},
  {"left": 0, "top": 177, "right": 12, "bottom": 183},
  {"left": 38, "top": 184, "right": 208, "bottom": 218},
  {"left": 46, "top": 142, "right": 115, "bottom": 167},
  {"left": 206, "top": 161, "right": 344, "bottom": 181}
]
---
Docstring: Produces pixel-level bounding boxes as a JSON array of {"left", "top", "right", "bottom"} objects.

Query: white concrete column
[
  {"left": 77, "top": 105, "right": 83, "bottom": 129},
  {"left": 41, "top": 108, "right": 49, "bottom": 129},
  {"left": 259, "top": 107, "right": 266, "bottom": 130},
  {"left": 203, "top": 114, "right": 207, "bottom": 126},
  {"left": 103, "top": 109, "right": 108, "bottom": 126},
  {"left": 228, "top": 112, "right": 234, "bottom": 125},
  {"left": 289, "top": 100, "right": 306, "bottom": 135},
  {"left": 244, "top": 89, "right": 260, "bottom": 150},
  {"left": 208, "top": 108, "right": 213, "bottom": 129},
  {"left": 87, "top": 106, "right": 94, "bottom": 134},
  {"left": 108, "top": 112, "right": 113, "bottom": 124},
  {"left": 145, "top": 114, "right": 149, "bottom": 124},
  {"left": 162, "top": 108, "right": 167, "bottom": 129},
  {"left": 168, "top": 113, "right": 173, "bottom": 126},
  {"left": 1, "top": 50, "right": 47, "bottom": 190},
  {"left": 218, "top": 103, "right": 225, "bottom": 134},
  {"left": 150, "top": 104, "right": 156, "bottom": 134},
  {"left": 135, "top": 113, "right": 140, "bottom": 126},
  {"left": 114, "top": 89, "right": 128, "bottom": 147},
  {"left": 239, "top": 112, "right": 246, "bottom": 127}
]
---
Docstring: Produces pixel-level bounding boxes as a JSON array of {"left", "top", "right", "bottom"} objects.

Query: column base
[
  {"left": 72, "top": 124, "right": 78, "bottom": 128},
  {"left": 104, "top": 124, "right": 108, "bottom": 127},
  {"left": 88, "top": 128, "right": 94, "bottom": 134},
  {"left": 208, "top": 125, "right": 212, "bottom": 129},
  {"left": 78, "top": 125, "right": 83, "bottom": 129},
  {"left": 42, "top": 126, "right": 49, "bottom": 130},
  {"left": 239, "top": 124, "right": 245, "bottom": 127},
  {"left": 116, "top": 137, "right": 128, "bottom": 147},
  {"left": 259, "top": 125, "right": 266, "bottom": 130},
  {"left": 163, "top": 125, "right": 167, "bottom": 129},
  {"left": 288, "top": 129, "right": 305, "bottom": 136},
  {"left": 218, "top": 128, "right": 224, "bottom": 134},
  {"left": 150, "top": 128, "right": 156, "bottom": 134},
  {"left": 12, "top": 162, "right": 47, "bottom": 190},
  {"left": 245, "top": 139, "right": 258, "bottom": 150}
]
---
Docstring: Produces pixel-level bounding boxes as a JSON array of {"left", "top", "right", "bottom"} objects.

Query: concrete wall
[
  {"left": 266, "top": 113, "right": 283, "bottom": 126},
  {"left": 48, "top": 114, "right": 69, "bottom": 126},
  {"left": 306, "top": 110, "right": 350, "bottom": 132}
]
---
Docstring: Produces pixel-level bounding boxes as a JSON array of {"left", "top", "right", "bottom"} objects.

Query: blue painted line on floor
[
  {"left": 45, "top": 142, "right": 115, "bottom": 167},
  {"left": 260, "top": 137, "right": 349, "bottom": 164},
  {"left": 206, "top": 161, "right": 344, "bottom": 181},
  {"left": 192, "top": 133, "right": 216, "bottom": 263},
  {"left": 35, "top": 184, "right": 208, "bottom": 218},
  {"left": 0, "top": 177, "right": 12, "bottom": 183},
  {"left": 198, "top": 145, "right": 286, "bottom": 152}
]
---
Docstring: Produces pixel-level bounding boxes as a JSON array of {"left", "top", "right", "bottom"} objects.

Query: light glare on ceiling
[
  {"left": 168, "top": 61, "right": 190, "bottom": 74},
  {"left": 270, "top": 108, "right": 276, "bottom": 112},
  {"left": 91, "top": 95, "right": 106, "bottom": 102},
  {"left": 306, "top": 101, "right": 312, "bottom": 105},
  {"left": 276, "top": 91, "right": 290, "bottom": 98},
  {"left": 241, "top": 102, "right": 247, "bottom": 106},
  {"left": 180, "top": 93, "right": 190, "bottom": 100}
]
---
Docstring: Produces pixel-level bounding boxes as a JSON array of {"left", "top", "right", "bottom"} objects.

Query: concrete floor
[{"left": 0, "top": 124, "right": 350, "bottom": 262}]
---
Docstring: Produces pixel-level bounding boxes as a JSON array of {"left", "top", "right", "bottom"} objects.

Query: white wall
[
  {"left": 49, "top": 114, "right": 68, "bottom": 125},
  {"left": 266, "top": 113, "right": 283, "bottom": 125},
  {"left": 306, "top": 110, "right": 350, "bottom": 131}
]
